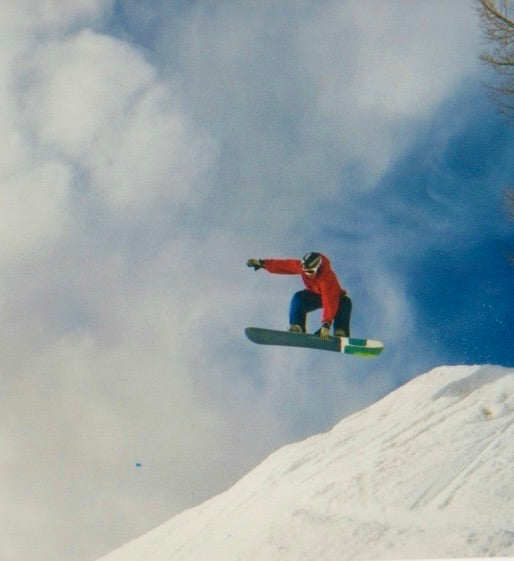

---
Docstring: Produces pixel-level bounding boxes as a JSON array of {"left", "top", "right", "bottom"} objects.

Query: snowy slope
[{"left": 97, "top": 365, "right": 514, "bottom": 561}]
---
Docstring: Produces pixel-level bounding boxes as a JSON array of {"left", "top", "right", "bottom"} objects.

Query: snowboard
[{"left": 245, "top": 327, "right": 383, "bottom": 357}]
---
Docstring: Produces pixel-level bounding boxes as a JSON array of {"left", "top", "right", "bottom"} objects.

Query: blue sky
[
  {"left": 355, "top": 88, "right": 513, "bottom": 367},
  {"left": 0, "top": 2, "right": 512, "bottom": 561}
]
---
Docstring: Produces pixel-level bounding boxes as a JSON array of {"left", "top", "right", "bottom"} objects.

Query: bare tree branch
[
  {"left": 477, "top": 0, "right": 514, "bottom": 120},
  {"left": 476, "top": 1, "right": 514, "bottom": 263}
]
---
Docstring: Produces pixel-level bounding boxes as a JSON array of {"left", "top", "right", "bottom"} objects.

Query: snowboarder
[{"left": 247, "top": 252, "right": 352, "bottom": 340}]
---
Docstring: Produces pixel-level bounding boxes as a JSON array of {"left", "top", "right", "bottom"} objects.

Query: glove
[
  {"left": 319, "top": 321, "right": 331, "bottom": 340},
  {"left": 247, "top": 258, "right": 265, "bottom": 271}
]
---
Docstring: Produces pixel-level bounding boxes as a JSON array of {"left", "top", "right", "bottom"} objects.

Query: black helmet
[{"left": 301, "top": 252, "right": 322, "bottom": 274}]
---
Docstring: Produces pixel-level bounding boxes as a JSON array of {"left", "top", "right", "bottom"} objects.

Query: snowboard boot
[
  {"left": 288, "top": 324, "right": 303, "bottom": 333},
  {"left": 334, "top": 329, "right": 348, "bottom": 337}
]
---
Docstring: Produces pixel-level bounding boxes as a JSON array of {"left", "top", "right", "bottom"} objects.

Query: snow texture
[{"left": 97, "top": 365, "right": 514, "bottom": 561}]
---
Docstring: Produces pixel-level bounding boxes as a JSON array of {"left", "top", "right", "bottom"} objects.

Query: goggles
[{"left": 302, "top": 264, "right": 321, "bottom": 275}]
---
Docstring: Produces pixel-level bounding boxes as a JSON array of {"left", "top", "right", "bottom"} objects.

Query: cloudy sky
[{"left": 1, "top": 1, "right": 512, "bottom": 561}]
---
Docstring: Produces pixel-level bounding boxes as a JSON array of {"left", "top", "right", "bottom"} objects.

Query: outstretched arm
[
  {"left": 262, "top": 259, "right": 302, "bottom": 274},
  {"left": 247, "top": 258, "right": 302, "bottom": 274}
]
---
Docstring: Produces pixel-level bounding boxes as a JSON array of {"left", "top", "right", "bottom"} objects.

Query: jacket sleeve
[{"left": 263, "top": 259, "right": 303, "bottom": 275}]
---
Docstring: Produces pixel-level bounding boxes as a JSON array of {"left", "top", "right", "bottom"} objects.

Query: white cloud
[
  {"left": 347, "top": 1, "right": 479, "bottom": 116},
  {"left": 0, "top": 13, "right": 224, "bottom": 560},
  {"left": 22, "top": 30, "right": 156, "bottom": 160},
  {"left": 20, "top": 29, "right": 216, "bottom": 212},
  {"left": 295, "top": 1, "right": 481, "bottom": 189},
  {"left": 88, "top": 82, "right": 216, "bottom": 210},
  {"left": 0, "top": 159, "right": 71, "bottom": 260},
  {"left": 0, "top": 0, "right": 112, "bottom": 32}
]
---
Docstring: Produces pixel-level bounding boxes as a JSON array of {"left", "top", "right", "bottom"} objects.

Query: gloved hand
[
  {"left": 247, "top": 258, "right": 265, "bottom": 271},
  {"left": 319, "top": 321, "right": 331, "bottom": 340}
]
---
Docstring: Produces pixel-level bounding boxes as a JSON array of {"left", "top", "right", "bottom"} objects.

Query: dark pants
[{"left": 289, "top": 290, "right": 352, "bottom": 335}]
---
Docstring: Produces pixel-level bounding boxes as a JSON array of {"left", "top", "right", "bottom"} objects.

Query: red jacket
[{"left": 263, "top": 255, "right": 347, "bottom": 324}]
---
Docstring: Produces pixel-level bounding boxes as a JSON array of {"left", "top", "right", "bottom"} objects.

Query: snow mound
[{"left": 97, "top": 365, "right": 514, "bottom": 561}]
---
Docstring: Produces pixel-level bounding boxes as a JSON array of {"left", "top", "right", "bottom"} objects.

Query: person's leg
[
  {"left": 289, "top": 290, "right": 322, "bottom": 332},
  {"left": 333, "top": 295, "right": 352, "bottom": 336}
]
